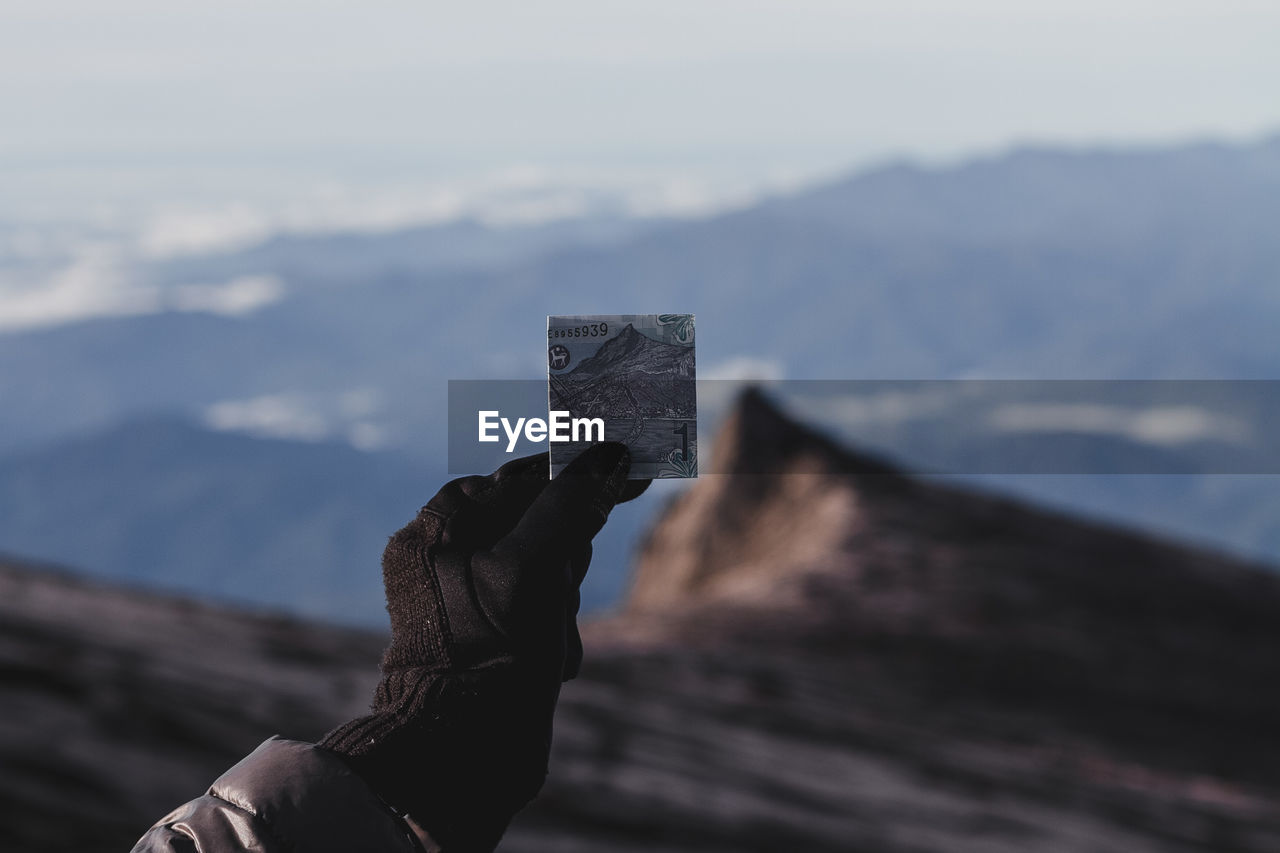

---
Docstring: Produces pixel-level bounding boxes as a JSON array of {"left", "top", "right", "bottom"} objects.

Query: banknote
[{"left": 548, "top": 314, "right": 696, "bottom": 478}]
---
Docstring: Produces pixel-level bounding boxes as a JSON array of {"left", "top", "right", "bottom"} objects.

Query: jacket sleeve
[{"left": 131, "top": 736, "right": 438, "bottom": 853}]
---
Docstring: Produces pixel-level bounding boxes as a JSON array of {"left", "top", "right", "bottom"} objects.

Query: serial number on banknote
[{"left": 549, "top": 324, "right": 610, "bottom": 339}]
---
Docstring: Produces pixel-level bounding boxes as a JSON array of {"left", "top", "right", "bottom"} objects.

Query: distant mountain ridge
[
  {"left": 6, "top": 134, "right": 1279, "bottom": 452},
  {"left": 0, "top": 417, "right": 422, "bottom": 623},
  {"left": 0, "top": 416, "right": 653, "bottom": 624},
  {"left": 4, "top": 134, "right": 1280, "bottom": 617}
]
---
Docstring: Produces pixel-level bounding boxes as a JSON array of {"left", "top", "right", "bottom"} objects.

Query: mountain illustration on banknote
[
  {"left": 548, "top": 314, "right": 697, "bottom": 478},
  {"left": 550, "top": 323, "right": 695, "bottom": 418}
]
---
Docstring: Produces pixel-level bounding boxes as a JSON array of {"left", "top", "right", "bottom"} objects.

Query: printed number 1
[{"left": 672, "top": 422, "right": 688, "bottom": 457}]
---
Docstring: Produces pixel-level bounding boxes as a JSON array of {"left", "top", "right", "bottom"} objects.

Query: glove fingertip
[{"left": 618, "top": 478, "right": 651, "bottom": 503}]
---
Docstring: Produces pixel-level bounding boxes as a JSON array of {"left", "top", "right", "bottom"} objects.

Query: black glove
[{"left": 320, "top": 443, "right": 647, "bottom": 852}]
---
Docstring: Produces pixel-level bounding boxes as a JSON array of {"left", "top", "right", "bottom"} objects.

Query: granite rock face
[
  {"left": 0, "top": 560, "right": 382, "bottom": 852},
  {"left": 537, "top": 389, "right": 1280, "bottom": 851},
  {"left": 4, "top": 389, "right": 1280, "bottom": 851}
]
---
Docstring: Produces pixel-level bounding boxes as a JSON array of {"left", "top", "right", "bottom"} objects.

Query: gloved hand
[{"left": 320, "top": 443, "right": 647, "bottom": 852}]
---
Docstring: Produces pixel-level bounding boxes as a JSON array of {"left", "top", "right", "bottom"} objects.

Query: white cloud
[
  {"left": 108, "top": 168, "right": 763, "bottom": 264},
  {"left": 0, "top": 239, "right": 286, "bottom": 332},
  {"left": 204, "top": 393, "right": 329, "bottom": 442},
  {"left": 0, "top": 164, "right": 759, "bottom": 334},
  {"left": 203, "top": 388, "right": 389, "bottom": 451},
  {"left": 347, "top": 422, "right": 389, "bottom": 452},
  {"left": 0, "top": 245, "right": 152, "bottom": 331},
  {"left": 136, "top": 203, "right": 274, "bottom": 258},
  {"left": 790, "top": 385, "right": 963, "bottom": 428},
  {"left": 702, "top": 357, "right": 786, "bottom": 381},
  {"left": 988, "top": 403, "right": 1251, "bottom": 446},
  {"left": 167, "top": 275, "right": 286, "bottom": 317}
]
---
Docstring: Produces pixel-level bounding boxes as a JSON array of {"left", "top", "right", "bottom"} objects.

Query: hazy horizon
[
  {"left": 4, "top": 1, "right": 1279, "bottom": 224},
  {"left": 3, "top": 1, "right": 1279, "bottom": 332}
]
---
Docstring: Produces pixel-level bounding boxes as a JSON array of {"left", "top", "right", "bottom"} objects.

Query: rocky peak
[
  {"left": 569, "top": 323, "right": 661, "bottom": 376},
  {"left": 590, "top": 322, "right": 646, "bottom": 359},
  {"left": 615, "top": 389, "right": 1280, "bottom": 659},
  {"left": 707, "top": 385, "right": 898, "bottom": 477},
  {"left": 625, "top": 388, "right": 904, "bottom": 613}
]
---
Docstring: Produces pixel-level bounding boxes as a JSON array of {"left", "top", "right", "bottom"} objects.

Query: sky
[
  {"left": 0, "top": 1, "right": 1277, "bottom": 264},
  {"left": 4, "top": 2, "right": 1278, "bottom": 174}
]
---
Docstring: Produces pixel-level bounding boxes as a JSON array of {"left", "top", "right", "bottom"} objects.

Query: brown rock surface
[
  {"left": 551, "top": 388, "right": 1280, "bottom": 850},
  {"left": 4, "top": 389, "right": 1280, "bottom": 851},
  {"left": 0, "top": 560, "right": 382, "bottom": 852}
]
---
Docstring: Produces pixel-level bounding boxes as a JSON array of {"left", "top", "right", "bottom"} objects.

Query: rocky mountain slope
[
  {"left": 0, "top": 559, "right": 382, "bottom": 852},
  {"left": 554, "top": 390, "right": 1280, "bottom": 850},
  {"left": 4, "top": 390, "right": 1280, "bottom": 851}
]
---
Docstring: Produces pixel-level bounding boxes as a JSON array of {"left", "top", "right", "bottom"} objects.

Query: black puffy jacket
[{"left": 130, "top": 737, "right": 439, "bottom": 852}]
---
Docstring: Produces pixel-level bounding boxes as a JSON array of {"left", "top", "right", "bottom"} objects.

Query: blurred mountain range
[
  {"left": 5, "top": 392, "right": 1279, "bottom": 852},
  {"left": 2, "top": 134, "right": 1280, "bottom": 622},
  {"left": 0, "top": 418, "right": 424, "bottom": 619},
  {"left": 0, "top": 418, "right": 657, "bottom": 624}
]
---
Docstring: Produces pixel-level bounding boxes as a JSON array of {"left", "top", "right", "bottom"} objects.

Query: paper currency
[{"left": 548, "top": 314, "right": 696, "bottom": 478}]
